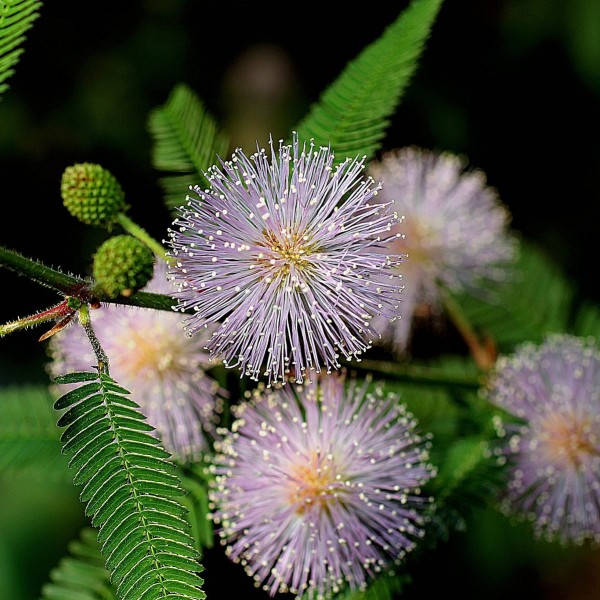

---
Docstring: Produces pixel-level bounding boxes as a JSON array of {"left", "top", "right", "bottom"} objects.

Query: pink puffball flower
[
  {"left": 167, "top": 134, "right": 402, "bottom": 385},
  {"left": 369, "top": 147, "right": 516, "bottom": 351},
  {"left": 210, "top": 373, "right": 435, "bottom": 598},
  {"left": 487, "top": 334, "right": 600, "bottom": 544}
]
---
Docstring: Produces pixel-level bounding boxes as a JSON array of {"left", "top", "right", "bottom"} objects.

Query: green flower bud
[
  {"left": 93, "top": 235, "right": 155, "bottom": 298},
  {"left": 61, "top": 163, "right": 127, "bottom": 227}
]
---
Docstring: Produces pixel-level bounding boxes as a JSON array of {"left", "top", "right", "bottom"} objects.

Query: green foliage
[
  {"left": 294, "top": 0, "right": 443, "bottom": 163},
  {"left": 0, "top": 0, "right": 42, "bottom": 97},
  {"left": 326, "top": 571, "right": 409, "bottom": 600},
  {"left": 40, "top": 527, "right": 117, "bottom": 600},
  {"left": 148, "top": 83, "right": 230, "bottom": 212},
  {"left": 452, "top": 242, "right": 574, "bottom": 353},
  {"left": 0, "top": 384, "right": 68, "bottom": 480},
  {"left": 428, "top": 432, "right": 505, "bottom": 539},
  {"left": 54, "top": 371, "right": 205, "bottom": 600},
  {"left": 572, "top": 299, "right": 600, "bottom": 339},
  {"left": 382, "top": 355, "right": 503, "bottom": 538},
  {"left": 178, "top": 465, "right": 214, "bottom": 552}
]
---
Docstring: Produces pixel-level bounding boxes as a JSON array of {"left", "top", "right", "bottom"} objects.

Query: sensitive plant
[
  {"left": 1, "top": 1, "right": 599, "bottom": 599},
  {"left": 48, "top": 260, "right": 226, "bottom": 462}
]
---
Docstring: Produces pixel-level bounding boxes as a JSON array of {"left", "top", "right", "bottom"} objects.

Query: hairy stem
[
  {"left": 0, "top": 245, "right": 88, "bottom": 296},
  {"left": 0, "top": 245, "right": 189, "bottom": 313},
  {"left": 78, "top": 305, "right": 110, "bottom": 374}
]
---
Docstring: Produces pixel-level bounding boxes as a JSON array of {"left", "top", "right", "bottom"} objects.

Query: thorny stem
[
  {"left": 78, "top": 304, "right": 110, "bottom": 374},
  {"left": 0, "top": 299, "right": 76, "bottom": 338},
  {"left": 0, "top": 245, "right": 187, "bottom": 314},
  {"left": 0, "top": 245, "right": 88, "bottom": 296}
]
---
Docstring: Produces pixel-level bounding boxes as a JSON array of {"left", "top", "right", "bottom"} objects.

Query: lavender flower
[
  {"left": 487, "top": 334, "right": 600, "bottom": 544},
  {"left": 167, "top": 134, "right": 402, "bottom": 385},
  {"left": 368, "top": 147, "right": 516, "bottom": 351},
  {"left": 210, "top": 373, "right": 435, "bottom": 598},
  {"left": 48, "top": 261, "right": 224, "bottom": 462}
]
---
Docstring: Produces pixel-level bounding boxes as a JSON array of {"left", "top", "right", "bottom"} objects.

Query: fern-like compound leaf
[
  {"left": 54, "top": 371, "right": 205, "bottom": 600},
  {"left": 0, "top": 384, "right": 69, "bottom": 480},
  {"left": 294, "top": 0, "right": 443, "bottom": 163},
  {"left": 40, "top": 527, "right": 117, "bottom": 600},
  {"left": 148, "top": 83, "right": 229, "bottom": 212},
  {"left": 0, "top": 0, "right": 42, "bottom": 97}
]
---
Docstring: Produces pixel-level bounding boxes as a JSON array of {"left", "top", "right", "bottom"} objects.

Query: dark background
[{"left": 1, "top": 0, "right": 599, "bottom": 598}]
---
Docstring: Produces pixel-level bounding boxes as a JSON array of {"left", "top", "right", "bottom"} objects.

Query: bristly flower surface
[
  {"left": 48, "top": 261, "right": 225, "bottom": 462},
  {"left": 369, "top": 147, "right": 516, "bottom": 352},
  {"left": 167, "top": 134, "right": 402, "bottom": 385},
  {"left": 209, "top": 373, "right": 435, "bottom": 599},
  {"left": 487, "top": 334, "right": 600, "bottom": 545}
]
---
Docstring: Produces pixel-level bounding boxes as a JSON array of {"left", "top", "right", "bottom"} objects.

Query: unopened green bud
[
  {"left": 61, "top": 163, "right": 127, "bottom": 227},
  {"left": 93, "top": 235, "right": 154, "bottom": 298}
]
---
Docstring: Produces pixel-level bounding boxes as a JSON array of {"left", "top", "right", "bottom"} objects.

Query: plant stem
[
  {"left": 0, "top": 299, "right": 75, "bottom": 337},
  {"left": 78, "top": 305, "right": 110, "bottom": 374},
  {"left": 0, "top": 245, "right": 191, "bottom": 313},
  {"left": 0, "top": 245, "right": 88, "bottom": 296},
  {"left": 344, "top": 358, "right": 483, "bottom": 389},
  {"left": 116, "top": 213, "right": 169, "bottom": 261},
  {"left": 441, "top": 291, "right": 497, "bottom": 370}
]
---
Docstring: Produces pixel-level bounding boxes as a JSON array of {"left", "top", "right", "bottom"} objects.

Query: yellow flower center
[
  {"left": 256, "top": 230, "right": 317, "bottom": 279},
  {"left": 537, "top": 411, "right": 599, "bottom": 467},
  {"left": 116, "top": 325, "right": 183, "bottom": 381},
  {"left": 286, "top": 452, "right": 339, "bottom": 515}
]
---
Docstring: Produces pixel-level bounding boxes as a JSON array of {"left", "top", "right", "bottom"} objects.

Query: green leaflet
[
  {"left": 39, "top": 527, "right": 117, "bottom": 600},
  {"left": 0, "top": 384, "right": 69, "bottom": 480},
  {"left": 53, "top": 371, "right": 205, "bottom": 600},
  {"left": 178, "top": 465, "right": 214, "bottom": 552},
  {"left": 294, "top": 0, "right": 443, "bottom": 163},
  {"left": 0, "top": 0, "right": 42, "bottom": 97},
  {"left": 148, "top": 83, "right": 230, "bottom": 212}
]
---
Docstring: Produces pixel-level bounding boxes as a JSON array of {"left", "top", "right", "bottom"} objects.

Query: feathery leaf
[
  {"left": 0, "top": 384, "right": 69, "bottom": 480},
  {"left": 40, "top": 527, "right": 117, "bottom": 600},
  {"left": 148, "top": 83, "right": 229, "bottom": 212},
  {"left": 294, "top": 0, "right": 443, "bottom": 163},
  {"left": 0, "top": 0, "right": 42, "bottom": 97},
  {"left": 54, "top": 371, "right": 205, "bottom": 600}
]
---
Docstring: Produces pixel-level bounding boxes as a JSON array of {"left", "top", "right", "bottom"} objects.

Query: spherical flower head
[
  {"left": 368, "top": 147, "right": 517, "bottom": 351},
  {"left": 210, "top": 373, "right": 435, "bottom": 598},
  {"left": 167, "top": 134, "right": 402, "bottom": 385},
  {"left": 93, "top": 234, "right": 155, "bottom": 298},
  {"left": 61, "top": 162, "right": 127, "bottom": 227},
  {"left": 48, "top": 261, "right": 225, "bottom": 462},
  {"left": 486, "top": 334, "right": 600, "bottom": 544}
]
